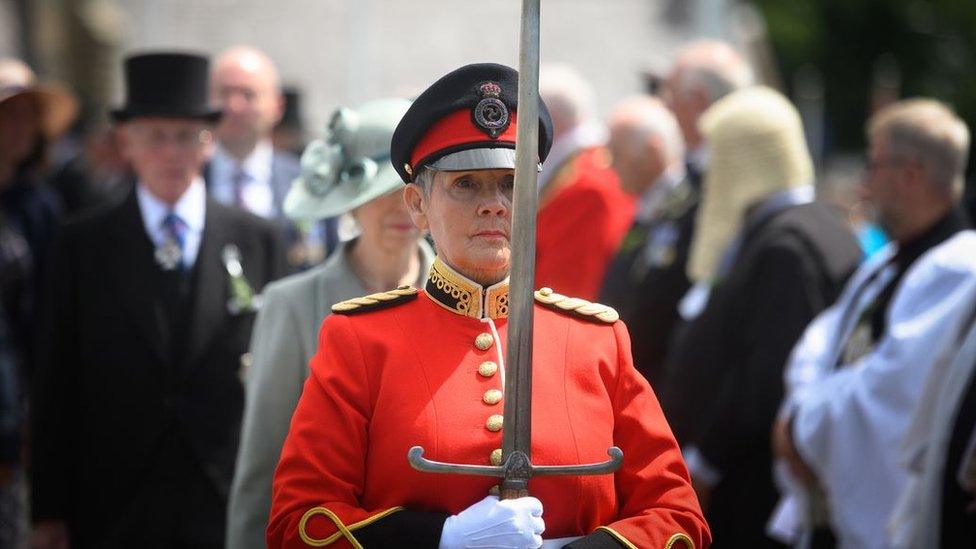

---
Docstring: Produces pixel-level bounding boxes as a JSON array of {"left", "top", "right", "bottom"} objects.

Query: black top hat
[
  {"left": 390, "top": 63, "right": 553, "bottom": 183},
  {"left": 111, "top": 52, "right": 221, "bottom": 122}
]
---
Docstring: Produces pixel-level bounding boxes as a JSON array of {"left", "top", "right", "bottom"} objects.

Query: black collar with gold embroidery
[{"left": 425, "top": 257, "right": 509, "bottom": 319}]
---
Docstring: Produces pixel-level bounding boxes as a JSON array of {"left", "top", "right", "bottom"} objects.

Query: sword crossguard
[{"left": 407, "top": 446, "right": 623, "bottom": 483}]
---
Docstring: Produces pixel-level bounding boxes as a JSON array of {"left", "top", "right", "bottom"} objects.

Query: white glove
[{"left": 439, "top": 495, "right": 545, "bottom": 549}]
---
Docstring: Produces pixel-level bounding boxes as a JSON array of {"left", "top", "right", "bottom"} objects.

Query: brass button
[
  {"left": 478, "top": 361, "right": 498, "bottom": 377},
  {"left": 475, "top": 333, "right": 494, "bottom": 351},
  {"left": 488, "top": 484, "right": 500, "bottom": 496},
  {"left": 486, "top": 414, "right": 504, "bottom": 432},
  {"left": 483, "top": 389, "right": 503, "bottom": 405},
  {"left": 490, "top": 448, "right": 503, "bottom": 466}
]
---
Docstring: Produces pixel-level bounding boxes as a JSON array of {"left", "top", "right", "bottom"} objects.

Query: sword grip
[{"left": 500, "top": 487, "right": 529, "bottom": 500}]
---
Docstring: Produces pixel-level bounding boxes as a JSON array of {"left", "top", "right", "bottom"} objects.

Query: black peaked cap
[{"left": 390, "top": 63, "right": 553, "bottom": 183}]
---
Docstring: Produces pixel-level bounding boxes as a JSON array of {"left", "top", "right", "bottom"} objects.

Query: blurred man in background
[
  {"left": 773, "top": 99, "right": 976, "bottom": 549},
  {"left": 662, "top": 40, "right": 754, "bottom": 185},
  {"left": 30, "top": 52, "right": 285, "bottom": 548},
  {"left": 209, "top": 46, "right": 335, "bottom": 270},
  {"left": 600, "top": 96, "right": 693, "bottom": 387},
  {"left": 534, "top": 64, "right": 635, "bottom": 300}
]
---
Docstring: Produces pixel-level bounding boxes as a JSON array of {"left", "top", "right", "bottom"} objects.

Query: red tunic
[
  {"left": 268, "top": 259, "right": 708, "bottom": 548},
  {"left": 536, "top": 147, "right": 637, "bottom": 300}
]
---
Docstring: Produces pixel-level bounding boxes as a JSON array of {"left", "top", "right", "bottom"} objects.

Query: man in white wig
[
  {"left": 660, "top": 86, "right": 861, "bottom": 546},
  {"left": 772, "top": 98, "right": 976, "bottom": 548}
]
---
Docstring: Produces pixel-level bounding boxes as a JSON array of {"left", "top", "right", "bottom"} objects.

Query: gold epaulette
[
  {"left": 331, "top": 286, "right": 419, "bottom": 315},
  {"left": 533, "top": 287, "right": 619, "bottom": 324}
]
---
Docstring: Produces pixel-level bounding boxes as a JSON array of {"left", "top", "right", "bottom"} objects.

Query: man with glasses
[
  {"left": 772, "top": 99, "right": 976, "bottom": 548},
  {"left": 30, "top": 52, "right": 285, "bottom": 548}
]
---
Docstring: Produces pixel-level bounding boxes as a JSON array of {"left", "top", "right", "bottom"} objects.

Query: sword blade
[{"left": 501, "top": 0, "right": 541, "bottom": 499}]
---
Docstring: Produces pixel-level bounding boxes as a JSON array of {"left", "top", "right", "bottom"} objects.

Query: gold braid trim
[
  {"left": 665, "top": 532, "right": 695, "bottom": 549},
  {"left": 427, "top": 262, "right": 478, "bottom": 317},
  {"left": 534, "top": 287, "right": 619, "bottom": 323},
  {"left": 425, "top": 257, "right": 510, "bottom": 319},
  {"left": 298, "top": 506, "right": 404, "bottom": 547},
  {"left": 486, "top": 284, "right": 509, "bottom": 319},
  {"left": 331, "top": 286, "right": 418, "bottom": 314},
  {"left": 595, "top": 526, "right": 639, "bottom": 549}
]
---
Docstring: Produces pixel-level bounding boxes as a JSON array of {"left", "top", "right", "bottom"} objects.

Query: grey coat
[{"left": 225, "top": 238, "right": 434, "bottom": 549}]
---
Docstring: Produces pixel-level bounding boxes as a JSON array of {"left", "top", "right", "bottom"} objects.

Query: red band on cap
[{"left": 410, "top": 109, "right": 518, "bottom": 168}]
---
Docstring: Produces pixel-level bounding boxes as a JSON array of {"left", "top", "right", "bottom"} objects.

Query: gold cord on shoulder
[
  {"left": 534, "top": 287, "right": 619, "bottom": 323},
  {"left": 331, "top": 286, "right": 418, "bottom": 314}
]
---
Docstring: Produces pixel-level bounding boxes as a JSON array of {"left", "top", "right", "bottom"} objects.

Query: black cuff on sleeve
[
  {"left": 354, "top": 508, "right": 450, "bottom": 548},
  {"left": 564, "top": 530, "right": 628, "bottom": 549}
]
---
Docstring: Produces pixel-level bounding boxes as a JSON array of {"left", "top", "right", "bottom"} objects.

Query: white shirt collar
[
  {"left": 136, "top": 177, "right": 207, "bottom": 236},
  {"left": 213, "top": 139, "right": 274, "bottom": 184}
]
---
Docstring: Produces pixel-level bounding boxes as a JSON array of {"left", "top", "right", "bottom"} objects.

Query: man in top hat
[
  {"left": 30, "top": 52, "right": 286, "bottom": 548},
  {"left": 659, "top": 87, "right": 861, "bottom": 546},
  {"left": 209, "top": 46, "right": 337, "bottom": 271}
]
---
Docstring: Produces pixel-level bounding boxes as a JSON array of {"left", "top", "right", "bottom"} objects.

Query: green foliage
[{"left": 753, "top": 0, "right": 976, "bottom": 153}]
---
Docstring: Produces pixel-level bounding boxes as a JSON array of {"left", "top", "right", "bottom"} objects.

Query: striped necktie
[
  {"left": 232, "top": 166, "right": 251, "bottom": 210},
  {"left": 160, "top": 211, "right": 188, "bottom": 271}
]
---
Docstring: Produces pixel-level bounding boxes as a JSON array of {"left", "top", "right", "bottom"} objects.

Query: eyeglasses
[{"left": 129, "top": 127, "right": 212, "bottom": 150}]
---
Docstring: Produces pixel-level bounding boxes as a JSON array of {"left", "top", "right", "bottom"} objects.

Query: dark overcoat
[{"left": 30, "top": 188, "right": 285, "bottom": 546}]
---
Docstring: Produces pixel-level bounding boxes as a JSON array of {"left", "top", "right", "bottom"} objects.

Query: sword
[{"left": 408, "top": 0, "right": 622, "bottom": 499}]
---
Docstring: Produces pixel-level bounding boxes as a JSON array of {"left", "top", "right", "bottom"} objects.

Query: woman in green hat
[{"left": 226, "top": 97, "right": 434, "bottom": 549}]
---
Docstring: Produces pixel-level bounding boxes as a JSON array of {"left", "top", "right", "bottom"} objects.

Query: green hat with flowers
[{"left": 285, "top": 97, "right": 411, "bottom": 220}]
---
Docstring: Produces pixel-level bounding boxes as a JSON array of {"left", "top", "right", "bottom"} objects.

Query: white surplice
[
  {"left": 772, "top": 230, "right": 976, "bottom": 548},
  {"left": 888, "top": 307, "right": 976, "bottom": 547}
]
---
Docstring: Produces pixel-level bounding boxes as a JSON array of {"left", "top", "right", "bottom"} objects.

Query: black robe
[{"left": 660, "top": 200, "right": 862, "bottom": 547}]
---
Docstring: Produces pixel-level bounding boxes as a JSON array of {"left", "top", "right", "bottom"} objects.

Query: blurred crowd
[{"left": 1, "top": 38, "right": 975, "bottom": 548}]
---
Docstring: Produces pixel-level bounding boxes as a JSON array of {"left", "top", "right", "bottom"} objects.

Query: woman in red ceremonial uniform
[{"left": 267, "top": 63, "right": 709, "bottom": 549}]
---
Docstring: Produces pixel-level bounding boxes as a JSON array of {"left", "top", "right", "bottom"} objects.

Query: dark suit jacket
[
  {"left": 204, "top": 150, "right": 339, "bottom": 271},
  {"left": 600, "top": 176, "right": 699, "bottom": 388},
  {"left": 660, "top": 201, "right": 861, "bottom": 547},
  {"left": 30, "top": 188, "right": 286, "bottom": 545}
]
